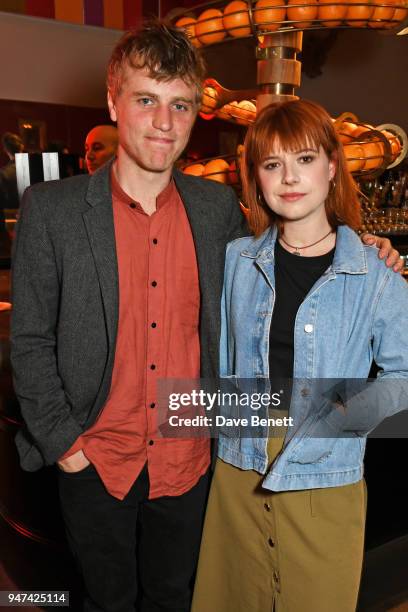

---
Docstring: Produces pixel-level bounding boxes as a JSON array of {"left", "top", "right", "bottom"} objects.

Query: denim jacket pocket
[
  {"left": 286, "top": 437, "right": 337, "bottom": 464},
  {"left": 286, "top": 413, "right": 340, "bottom": 464}
]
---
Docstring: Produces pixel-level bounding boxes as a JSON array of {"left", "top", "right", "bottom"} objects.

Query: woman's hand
[{"left": 360, "top": 234, "right": 403, "bottom": 272}]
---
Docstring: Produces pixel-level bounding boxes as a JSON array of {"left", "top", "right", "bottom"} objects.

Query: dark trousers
[{"left": 58, "top": 463, "right": 210, "bottom": 612}]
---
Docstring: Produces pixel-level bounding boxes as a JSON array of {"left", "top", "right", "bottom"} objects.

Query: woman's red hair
[{"left": 241, "top": 99, "right": 361, "bottom": 236}]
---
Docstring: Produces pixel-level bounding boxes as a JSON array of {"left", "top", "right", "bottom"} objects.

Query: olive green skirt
[{"left": 192, "top": 435, "right": 367, "bottom": 612}]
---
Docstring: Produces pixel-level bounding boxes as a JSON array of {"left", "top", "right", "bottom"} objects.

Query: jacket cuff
[{"left": 58, "top": 435, "right": 84, "bottom": 462}]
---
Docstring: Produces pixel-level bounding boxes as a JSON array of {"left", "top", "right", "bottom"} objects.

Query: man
[
  {"left": 85, "top": 124, "right": 118, "bottom": 174},
  {"left": 0, "top": 132, "right": 24, "bottom": 210},
  {"left": 10, "top": 20, "right": 401, "bottom": 612},
  {"left": 0, "top": 132, "right": 23, "bottom": 253},
  {"left": 11, "top": 22, "right": 245, "bottom": 612}
]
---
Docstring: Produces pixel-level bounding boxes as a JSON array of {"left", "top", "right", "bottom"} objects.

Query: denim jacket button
[
  {"left": 304, "top": 324, "right": 314, "bottom": 333},
  {"left": 301, "top": 388, "right": 310, "bottom": 397}
]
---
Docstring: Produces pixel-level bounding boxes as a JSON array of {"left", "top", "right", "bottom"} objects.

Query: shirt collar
[
  {"left": 110, "top": 165, "right": 176, "bottom": 213},
  {"left": 241, "top": 225, "right": 367, "bottom": 274}
]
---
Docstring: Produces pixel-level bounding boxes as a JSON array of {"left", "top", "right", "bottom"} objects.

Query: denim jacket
[{"left": 218, "top": 225, "right": 408, "bottom": 490}]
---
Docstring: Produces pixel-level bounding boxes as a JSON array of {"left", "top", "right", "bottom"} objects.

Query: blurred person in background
[
  {"left": 0, "top": 131, "right": 24, "bottom": 209},
  {"left": 85, "top": 124, "right": 118, "bottom": 174},
  {"left": 0, "top": 131, "right": 23, "bottom": 253}
]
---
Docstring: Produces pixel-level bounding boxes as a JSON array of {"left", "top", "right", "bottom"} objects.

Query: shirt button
[
  {"left": 264, "top": 502, "right": 271, "bottom": 512},
  {"left": 151, "top": 322, "right": 157, "bottom": 328},
  {"left": 268, "top": 537, "right": 275, "bottom": 548},
  {"left": 150, "top": 364, "right": 156, "bottom": 370},
  {"left": 304, "top": 324, "right": 314, "bottom": 333},
  {"left": 151, "top": 281, "right": 157, "bottom": 287},
  {"left": 153, "top": 238, "right": 158, "bottom": 244},
  {"left": 129, "top": 203, "right": 136, "bottom": 209},
  {"left": 150, "top": 403, "right": 156, "bottom": 409},
  {"left": 148, "top": 440, "right": 154, "bottom": 446}
]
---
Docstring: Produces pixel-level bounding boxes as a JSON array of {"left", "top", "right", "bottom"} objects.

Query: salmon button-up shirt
[{"left": 60, "top": 168, "right": 210, "bottom": 500}]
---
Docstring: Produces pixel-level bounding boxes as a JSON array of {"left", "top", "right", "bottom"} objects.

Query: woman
[{"left": 192, "top": 100, "right": 408, "bottom": 612}]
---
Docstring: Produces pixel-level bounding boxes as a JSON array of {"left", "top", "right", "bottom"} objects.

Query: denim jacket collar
[{"left": 240, "top": 224, "right": 367, "bottom": 275}]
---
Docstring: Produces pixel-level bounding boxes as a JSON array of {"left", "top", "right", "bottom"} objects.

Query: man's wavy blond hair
[{"left": 107, "top": 20, "right": 206, "bottom": 105}]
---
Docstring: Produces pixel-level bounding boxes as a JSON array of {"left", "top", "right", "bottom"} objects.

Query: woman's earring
[{"left": 257, "top": 190, "right": 267, "bottom": 207}]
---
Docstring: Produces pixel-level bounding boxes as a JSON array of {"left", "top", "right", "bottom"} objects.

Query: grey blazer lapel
[
  {"left": 82, "top": 163, "right": 119, "bottom": 350},
  {"left": 173, "top": 169, "right": 210, "bottom": 266},
  {"left": 173, "top": 169, "right": 231, "bottom": 379}
]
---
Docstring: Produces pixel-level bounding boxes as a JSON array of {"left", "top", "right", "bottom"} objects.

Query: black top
[{"left": 269, "top": 239, "right": 335, "bottom": 391}]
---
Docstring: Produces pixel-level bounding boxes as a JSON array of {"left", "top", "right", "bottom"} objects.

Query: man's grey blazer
[{"left": 10, "top": 162, "right": 247, "bottom": 471}]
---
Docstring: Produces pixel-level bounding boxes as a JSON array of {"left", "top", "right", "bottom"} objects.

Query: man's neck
[{"left": 113, "top": 158, "right": 173, "bottom": 216}]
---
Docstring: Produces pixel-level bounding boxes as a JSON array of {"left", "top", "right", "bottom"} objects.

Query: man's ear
[{"left": 107, "top": 91, "right": 117, "bottom": 123}]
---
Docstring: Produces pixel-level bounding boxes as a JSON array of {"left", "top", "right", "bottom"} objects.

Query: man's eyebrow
[
  {"left": 131, "top": 91, "right": 195, "bottom": 104},
  {"left": 172, "top": 97, "right": 195, "bottom": 104},
  {"left": 131, "top": 90, "right": 158, "bottom": 99}
]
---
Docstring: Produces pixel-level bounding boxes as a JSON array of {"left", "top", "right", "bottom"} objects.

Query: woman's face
[{"left": 257, "top": 145, "right": 336, "bottom": 226}]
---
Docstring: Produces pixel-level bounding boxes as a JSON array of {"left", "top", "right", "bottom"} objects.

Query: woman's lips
[{"left": 279, "top": 193, "right": 306, "bottom": 202}]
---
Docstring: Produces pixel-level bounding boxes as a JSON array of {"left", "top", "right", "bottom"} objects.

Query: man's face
[
  {"left": 85, "top": 126, "right": 118, "bottom": 174},
  {"left": 107, "top": 66, "right": 198, "bottom": 175}
]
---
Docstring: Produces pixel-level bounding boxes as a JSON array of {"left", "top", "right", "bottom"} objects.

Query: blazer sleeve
[
  {"left": 225, "top": 189, "right": 248, "bottom": 243},
  {"left": 10, "top": 187, "right": 83, "bottom": 466}
]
